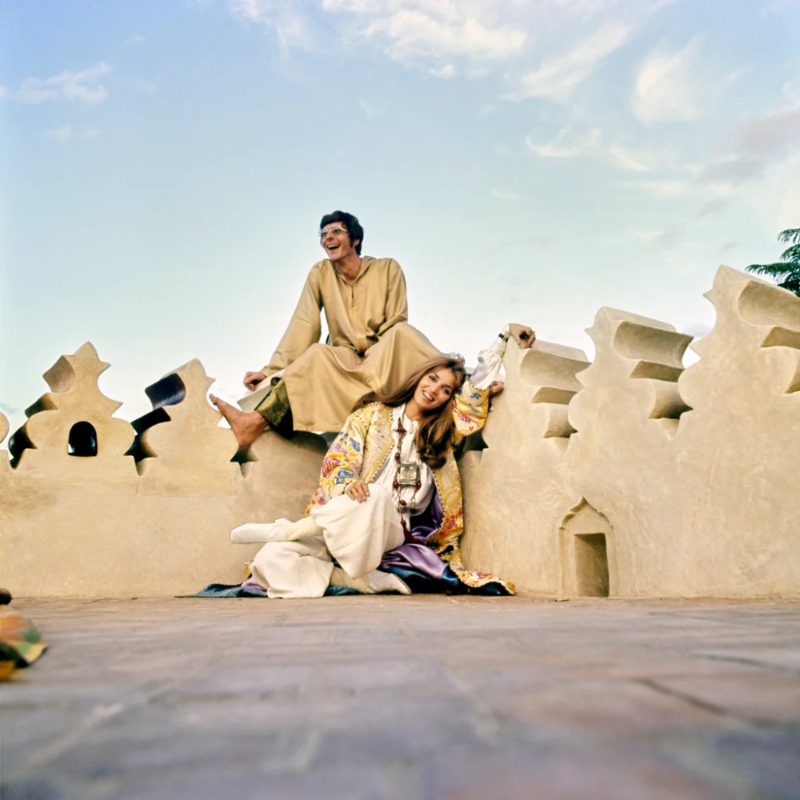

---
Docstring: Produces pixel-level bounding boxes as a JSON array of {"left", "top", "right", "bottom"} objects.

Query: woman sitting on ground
[{"left": 231, "top": 324, "right": 535, "bottom": 598}]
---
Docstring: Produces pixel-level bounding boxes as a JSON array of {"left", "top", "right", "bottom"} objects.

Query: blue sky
[{"left": 2, "top": 0, "right": 799, "bottom": 435}]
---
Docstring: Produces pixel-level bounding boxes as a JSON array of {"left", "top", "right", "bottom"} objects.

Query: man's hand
[
  {"left": 243, "top": 371, "right": 267, "bottom": 391},
  {"left": 508, "top": 324, "right": 535, "bottom": 349},
  {"left": 489, "top": 381, "right": 504, "bottom": 397},
  {"left": 345, "top": 481, "right": 371, "bottom": 503}
]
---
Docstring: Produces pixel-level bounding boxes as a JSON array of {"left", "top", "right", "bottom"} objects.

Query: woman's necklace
[{"left": 393, "top": 411, "right": 422, "bottom": 539}]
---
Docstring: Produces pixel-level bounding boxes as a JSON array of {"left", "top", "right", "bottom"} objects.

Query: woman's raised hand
[
  {"left": 243, "top": 371, "right": 267, "bottom": 391},
  {"left": 345, "top": 480, "right": 371, "bottom": 503},
  {"left": 508, "top": 324, "right": 535, "bottom": 349}
]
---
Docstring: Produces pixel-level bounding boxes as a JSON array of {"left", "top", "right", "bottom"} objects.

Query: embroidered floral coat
[{"left": 306, "top": 382, "right": 515, "bottom": 594}]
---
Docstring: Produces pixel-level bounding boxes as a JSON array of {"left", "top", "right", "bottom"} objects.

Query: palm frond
[
  {"left": 779, "top": 275, "right": 800, "bottom": 294},
  {"left": 779, "top": 243, "right": 800, "bottom": 264},
  {"left": 747, "top": 229, "right": 800, "bottom": 297},
  {"left": 745, "top": 262, "right": 794, "bottom": 280},
  {"left": 777, "top": 228, "right": 800, "bottom": 246}
]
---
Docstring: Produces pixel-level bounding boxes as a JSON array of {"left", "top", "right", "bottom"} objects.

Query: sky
[{"left": 1, "top": 0, "right": 799, "bottom": 436}]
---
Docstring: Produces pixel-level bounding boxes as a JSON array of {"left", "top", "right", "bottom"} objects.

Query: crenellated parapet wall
[
  {"left": 1, "top": 265, "right": 798, "bottom": 598},
  {"left": 0, "top": 351, "right": 327, "bottom": 597},
  {"left": 461, "top": 265, "right": 800, "bottom": 598}
]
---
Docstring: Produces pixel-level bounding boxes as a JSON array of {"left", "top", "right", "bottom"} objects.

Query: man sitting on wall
[{"left": 211, "top": 211, "right": 440, "bottom": 444}]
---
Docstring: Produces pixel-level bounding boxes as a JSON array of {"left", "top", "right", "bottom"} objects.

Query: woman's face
[{"left": 413, "top": 367, "right": 458, "bottom": 413}]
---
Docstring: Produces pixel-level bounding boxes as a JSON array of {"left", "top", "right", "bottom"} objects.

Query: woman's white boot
[
  {"left": 231, "top": 516, "right": 323, "bottom": 544},
  {"left": 230, "top": 520, "right": 291, "bottom": 544}
]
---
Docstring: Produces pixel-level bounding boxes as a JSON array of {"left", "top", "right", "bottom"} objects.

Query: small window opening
[
  {"left": 68, "top": 422, "right": 98, "bottom": 457},
  {"left": 574, "top": 533, "right": 610, "bottom": 597}
]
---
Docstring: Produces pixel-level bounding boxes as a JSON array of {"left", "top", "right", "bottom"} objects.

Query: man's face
[{"left": 320, "top": 222, "right": 359, "bottom": 262}]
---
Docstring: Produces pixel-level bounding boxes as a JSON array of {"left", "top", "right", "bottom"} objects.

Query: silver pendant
[{"left": 397, "top": 462, "right": 420, "bottom": 487}]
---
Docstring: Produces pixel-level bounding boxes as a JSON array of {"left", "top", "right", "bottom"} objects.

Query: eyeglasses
[{"left": 319, "top": 226, "right": 348, "bottom": 239}]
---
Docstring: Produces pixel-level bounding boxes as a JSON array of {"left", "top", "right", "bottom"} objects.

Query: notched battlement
[{"left": 486, "top": 339, "right": 589, "bottom": 453}]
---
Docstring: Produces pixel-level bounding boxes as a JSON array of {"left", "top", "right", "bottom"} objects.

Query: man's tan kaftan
[{"left": 243, "top": 257, "right": 439, "bottom": 432}]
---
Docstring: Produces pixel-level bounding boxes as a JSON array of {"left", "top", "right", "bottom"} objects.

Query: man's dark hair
[{"left": 320, "top": 211, "right": 364, "bottom": 256}]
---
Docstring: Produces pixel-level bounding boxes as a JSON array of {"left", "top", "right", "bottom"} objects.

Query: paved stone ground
[{"left": 1, "top": 597, "right": 799, "bottom": 800}]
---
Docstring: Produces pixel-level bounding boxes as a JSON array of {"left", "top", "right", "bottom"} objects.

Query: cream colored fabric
[
  {"left": 310, "top": 485, "right": 405, "bottom": 578},
  {"left": 329, "top": 566, "right": 411, "bottom": 595},
  {"left": 253, "top": 257, "right": 440, "bottom": 432},
  {"left": 264, "top": 257, "right": 408, "bottom": 371},
  {"left": 250, "top": 485, "right": 405, "bottom": 599},
  {"left": 250, "top": 536, "right": 333, "bottom": 599}
]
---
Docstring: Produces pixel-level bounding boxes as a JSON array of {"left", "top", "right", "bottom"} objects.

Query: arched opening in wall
[
  {"left": 559, "top": 499, "right": 616, "bottom": 598},
  {"left": 68, "top": 422, "right": 98, "bottom": 457}
]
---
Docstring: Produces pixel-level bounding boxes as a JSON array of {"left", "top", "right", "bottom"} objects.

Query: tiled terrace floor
[{"left": 1, "top": 596, "right": 799, "bottom": 800}]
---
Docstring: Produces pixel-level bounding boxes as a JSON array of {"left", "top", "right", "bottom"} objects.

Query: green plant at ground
[{"left": 746, "top": 228, "right": 800, "bottom": 297}]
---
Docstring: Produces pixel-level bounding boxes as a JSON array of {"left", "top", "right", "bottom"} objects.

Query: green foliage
[{"left": 746, "top": 228, "right": 800, "bottom": 297}]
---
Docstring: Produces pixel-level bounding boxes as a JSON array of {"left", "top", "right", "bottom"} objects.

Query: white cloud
[
  {"left": 429, "top": 63, "right": 456, "bottom": 79},
  {"left": 491, "top": 188, "right": 519, "bottom": 200},
  {"left": 124, "top": 35, "right": 146, "bottom": 46},
  {"left": 715, "top": 153, "right": 800, "bottom": 229},
  {"left": 227, "top": 0, "right": 311, "bottom": 55},
  {"left": 215, "top": 0, "right": 673, "bottom": 88},
  {"left": 702, "top": 106, "right": 800, "bottom": 186},
  {"left": 15, "top": 63, "right": 112, "bottom": 106},
  {"left": 511, "top": 22, "right": 633, "bottom": 102},
  {"left": 321, "top": 0, "right": 526, "bottom": 62},
  {"left": 608, "top": 145, "right": 652, "bottom": 172},
  {"left": 46, "top": 124, "right": 74, "bottom": 141},
  {"left": 633, "top": 38, "right": 704, "bottom": 123},
  {"left": 734, "top": 105, "right": 800, "bottom": 159},
  {"left": 525, "top": 125, "right": 601, "bottom": 158},
  {"left": 543, "top": 0, "right": 675, "bottom": 17},
  {"left": 525, "top": 126, "right": 678, "bottom": 176},
  {"left": 701, "top": 158, "right": 764, "bottom": 186}
]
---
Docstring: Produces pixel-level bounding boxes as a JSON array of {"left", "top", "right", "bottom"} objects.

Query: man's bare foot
[{"left": 209, "top": 395, "right": 268, "bottom": 446}]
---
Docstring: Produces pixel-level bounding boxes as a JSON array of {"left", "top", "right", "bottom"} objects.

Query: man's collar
[{"left": 333, "top": 255, "right": 372, "bottom": 284}]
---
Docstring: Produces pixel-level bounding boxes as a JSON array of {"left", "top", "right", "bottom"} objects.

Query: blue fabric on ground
[{"left": 181, "top": 561, "right": 510, "bottom": 599}]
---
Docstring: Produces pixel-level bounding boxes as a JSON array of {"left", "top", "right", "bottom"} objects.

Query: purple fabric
[
  {"left": 379, "top": 493, "right": 448, "bottom": 580},
  {"left": 240, "top": 577, "right": 268, "bottom": 595}
]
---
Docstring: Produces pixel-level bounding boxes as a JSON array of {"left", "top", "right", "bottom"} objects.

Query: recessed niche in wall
[
  {"left": 573, "top": 533, "right": 610, "bottom": 597},
  {"left": 559, "top": 499, "right": 616, "bottom": 598}
]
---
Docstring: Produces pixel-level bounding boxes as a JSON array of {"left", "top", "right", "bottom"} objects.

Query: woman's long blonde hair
[{"left": 357, "top": 355, "right": 466, "bottom": 469}]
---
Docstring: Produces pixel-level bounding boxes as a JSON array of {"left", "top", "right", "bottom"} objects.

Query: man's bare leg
[{"left": 209, "top": 395, "right": 268, "bottom": 447}]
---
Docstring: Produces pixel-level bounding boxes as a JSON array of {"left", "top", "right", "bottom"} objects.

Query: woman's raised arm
[{"left": 451, "top": 324, "right": 535, "bottom": 445}]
